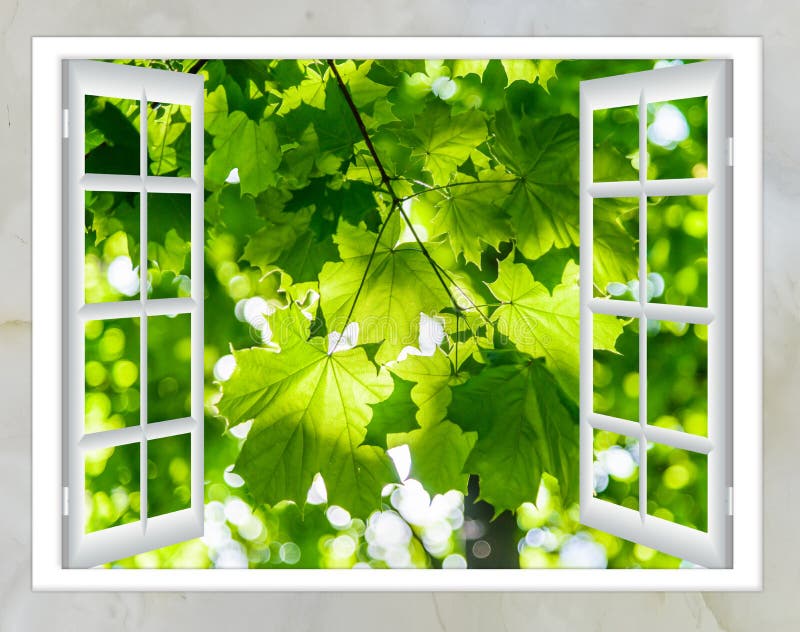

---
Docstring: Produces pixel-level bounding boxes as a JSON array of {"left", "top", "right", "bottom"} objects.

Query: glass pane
[
  {"left": 85, "top": 95, "right": 141, "bottom": 175},
  {"left": 147, "top": 102, "right": 192, "bottom": 177},
  {"left": 593, "top": 429, "right": 639, "bottom": 510},
  {"left": 593, "top": 105, "right": 639, "bottom": 182},
  {"left": 647, "top": 321, "right": 708, "bottom": 437},
  {"left": 593, "top": 316, "right": 639, "bottom": 423},
  {"left": 647, "top": 196, "right": 707, "bottom": 308},
  {"left": 593, "top": 197, "right": 639, "bottom": 298},
  {"left": 646, "top": 96, "right": 708, "bottom": 180},
  {"left": 647, "top": 444, "right": 707, "bottom": 531},
  {"left": 147, "top": 433, "right": 192, "bottom": 518},
  {"left": 85, "top": 317, "right": 140, "bottom": 432},
  {"left": 147, "top": 193, "right": 192, "bottom": 299},
  {"left": 85, "top": 191, "right": 140, "bottom": 304},
  {"left": 147, "top": 314, "right": 192, "bottom": 423},
  {"left": 84, "top": 442, "right": 140, "bottom": 533}
]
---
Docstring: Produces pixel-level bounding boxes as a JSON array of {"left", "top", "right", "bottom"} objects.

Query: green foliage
[
  {"left": 84, "top": 57, "right": 709, "bottom": 570},
  {"left": 205, "top": 57, "right": 625, "bottom": 521},
  {"left": 491, "top": 111, "right": 580, "bottom": 260},
  {"left": 217, "top": 303, "right": 396, "bottom": 517},
  {"left": 487, "top": 254, "right": 623, "bottom": 400},
  {"left": 318, "top": 213, "right": 453, "bottom": 365},
  {"left": 448, "top": 358, "right": 578, "bottom": 514}
]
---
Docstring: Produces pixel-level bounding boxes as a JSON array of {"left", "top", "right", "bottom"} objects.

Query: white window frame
[
  {"left": 64, "top": 61, "right": 205, "bottom": 568},
  {"left": 32, "top": 37, "right": 762, "bottom": 590},
  {"left": 579, "top": 61, "right": 732, "bottom": 569}
]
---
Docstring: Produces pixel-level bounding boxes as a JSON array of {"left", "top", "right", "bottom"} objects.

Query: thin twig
[
  {"left": 429, "top": 260, "right": 493, "bottom": 326},
  {"left": 400, "top": 178, "right": 519, "bottom": 202},
  {"left": 327, "top": 58, "right": 461, "bottom": 313},
  {"left": 394, "top": 204, "right": 461, "bottom": 312},
  {"left": 329, "top": 202, "right": 398, "bottom": 353},
  {"left": 327, "top": 60, "right": 398, "bottom": 198}
]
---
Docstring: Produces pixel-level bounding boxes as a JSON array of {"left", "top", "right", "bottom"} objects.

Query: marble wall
[{"left": 1, "top": 1, "right": 796, "bottom": 629}]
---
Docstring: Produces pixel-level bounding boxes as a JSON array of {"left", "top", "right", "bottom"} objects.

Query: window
[
  {"left": 579, "top": 61, "right": 731, "bottom": 568},
  {"left": 32, "top": 38, "right": 761, "bottom": 590},
  {"left": 64, "top": 61, "right": 205, "bottom": 567}
]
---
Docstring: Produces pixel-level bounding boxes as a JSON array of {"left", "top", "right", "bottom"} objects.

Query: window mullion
[
  {"left": 139, "top": 87, "right": 149, "bottom": 537},
  {"left": 637, "top": 88, "right": 648, "bottom": 525}
]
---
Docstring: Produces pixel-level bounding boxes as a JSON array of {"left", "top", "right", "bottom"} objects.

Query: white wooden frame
[
  {"left": 579, "top": 61, "right": 732, "bottom": 569},
  {"left": 32, "top": 37, "right": 762, "bottom": 590},
  {"left": 64, "top": 61, "right": 205, "bottom": 568}
]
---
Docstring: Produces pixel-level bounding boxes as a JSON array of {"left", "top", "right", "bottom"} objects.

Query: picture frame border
[{"left": 31, "top": 36, "right": 762, "bottom": 591}]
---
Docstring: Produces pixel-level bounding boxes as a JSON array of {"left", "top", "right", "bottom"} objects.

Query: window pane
[
  {"left": 84, "top": 442, "right": 140, "bottom": 533},
  {"left": 647, "top": 444, "right": 707, "bottom": 531},
  {"left": 147, "top": 102, "right": 192, "bottom": 177},
  {"left": 147, "top": 193, "right": 192, "bottom": 299},
  {"left": 147, "top": 433, "right": 192, "bottom": 518},
  {"left": 647, "top": 321, "right": 708, "bottom": 437},
  {"left": 646, "top": 96, "right": 708, "bottom": 180},
  {"left": 85, "top": 95, "right": 141, "bottom": 176},
  {"left": 593, "top": 197, "right": 639, "bottom": 298},
  {"left": 593, "top": 429, "right": 639, "bottom": 510},
  {"left": 647, "top": 195, "right": 708, "bottom": 307},
  {"left": 85, "top": 191, "right": 140, "bottom": 304},
  {"left": 84, "top": 317, "right": 140, "bottom": 432},
  {"left": 147, "top": 314, "right": 192, "bottom": 423},
  {"left": 593, "top": 105, "right": 639, "bottom": 182},
  {"left": 593, "top": 316, "right": 639, "bottom": 423}
]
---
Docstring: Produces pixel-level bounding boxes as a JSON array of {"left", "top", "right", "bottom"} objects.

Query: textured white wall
[{"left": 1, "top": 1, "right": 796, "bottom": 630}]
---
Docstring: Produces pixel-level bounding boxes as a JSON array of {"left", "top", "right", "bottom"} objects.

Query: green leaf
[
  {"left": 502, "top": 60, "right": 539, "bottom": 84},
  {"left": 223, "top": 60, "right": 273, "bottom": 95},
  {"left": 282, "top": 77, "right": 362, "bottom": 157},
  {"left": 84, "top": 97, "right": 140, "bottom": 175},
  {"left": 241, "top": 207, "right": 314, "bottom": 271},
  {"left": 388, "top": 420, "right": 476, "bottom": 495},
  {"left": 318, "top": 215, "right": 452, "bottom": 363},
  {"left": 487, "top": 254, "right": 623, "bottom": 400},
  {"left": 535, "top": 60, "right": 559, "bottom": 93},
  {"left": 276, "top": 61, "right": 327, "bottom": 114},
  {"left": 204, "top": 85, "right": 228, "bottom": 135},
  {"left": 325, "top": 444, "right": 399, "bottom": 518},
  {"left": 492, "top": 111, "right": 579, "bottom": 260},
  {"left": 501, "top": 60, "right": 559, "bottom": 92},
  {"left": 448, "top": 360, "right": 578, "bottom": 513},
  {"left": 148, "top": 192, "right": 191, "bottom": 246},
  {"left": 205, "top": 111, "right": 281, "bottom": 196},
  {"left": 592, "top": 197, "right": 639, "bottom": 290},
  {"left": 274, "top": 231, "right": 339, "bottom": 284},
  {"left": 427, "top": 172, "right": 514, "bottom": 268},
  {"left": 218, "top": 304, "right": 396, "bottom": 517},
  {"left": 335, "top": 59, "right": 392, "bottom": 110},
  {"left": 410, "top": 101, "right": 487, "bottom": 185},
  {"left": 364, "top": 375, "right": 419, "bottom": 448},
  {"left": 387, "top": 350, "right": 453, "bottom": 426},
  {"left": 85, "top": 190, "right": 139, "bottom": 246}
]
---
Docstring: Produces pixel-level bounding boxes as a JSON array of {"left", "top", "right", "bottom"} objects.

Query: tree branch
[
  {"left": 326, "top": 60, "right": 398, "bottom": 198},
  {"left": 326, "top": 58, "right": 462, "bottom": 315}
]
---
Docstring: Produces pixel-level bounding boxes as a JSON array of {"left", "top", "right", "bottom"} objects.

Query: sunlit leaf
[
  {"left": 410, "top": 101, "right": 487, "bottom": 185},
  {"left": 319, "top": 214, "right": 452, "bottom": 363},
  {"left": 492, "top": 110, "right": 579, "bottom": 261},
  {"left": 487, "top": 254, "right": 623, "bottom": 400},
  {"left": 217, "top": 304, "right": 396, "bottom": 517},
  {"left": 205, "top": 111, "right": 281, "bottom": 196}
]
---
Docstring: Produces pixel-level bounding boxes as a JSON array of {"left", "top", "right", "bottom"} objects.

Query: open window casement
[
  {"left": 65, "top": 61, "right": 204, "bottom": 568},
  {"left": 65, "top": 59, "right": 733, "bottom": 570},
  {"left": 579, "top": 61, "right": 732, "bottom": 568}
]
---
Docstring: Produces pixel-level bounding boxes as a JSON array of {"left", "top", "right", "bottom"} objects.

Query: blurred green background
[{"left": 81, "top": 58, "right": 710, "bottom": 570}]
